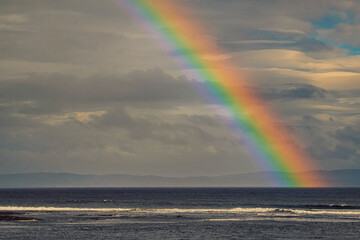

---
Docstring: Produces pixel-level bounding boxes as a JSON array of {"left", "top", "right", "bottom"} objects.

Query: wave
[
  {"left": 1, "top": 206, "right": 359, "bottom": 216},
  {"left": 302, "top": 204, "right": 360, "bottom": 210},
  {"left": 272, "top": 204, "right": 360, "bottom": 210},
  {"left": 0, "top": 206, "right": 133, "bottom": 212},
  {"left": 272, "top": 208, "right": 296, "bottom": 214},
  {"left": 0, "top": 206, "right": 293, "bottom": 214},
  {"left": 203, "top": 217, "right": 360, "bottom": 223},
  {"left": 260, "top": 204, "right": 360, "bottom": 210},
  {"left": 0, "top": 206, "right": 279, "bottom": 213}
]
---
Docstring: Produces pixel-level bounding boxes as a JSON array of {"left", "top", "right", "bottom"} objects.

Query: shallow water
[{"left": 0, "top": 188, "right": 359, "bottom": 239}]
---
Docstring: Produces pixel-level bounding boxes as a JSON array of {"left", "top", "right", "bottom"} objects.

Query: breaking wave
[
  {"left": 1, "top": 206, "right": 360, "bottom": 216},
  {"left": 302, "top": 204, "right": 360, "bottom": 210}
]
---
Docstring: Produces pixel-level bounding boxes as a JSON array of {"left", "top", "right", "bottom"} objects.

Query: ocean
[{"left": 0, "top": 188, "right": 359, "bottom": 239}]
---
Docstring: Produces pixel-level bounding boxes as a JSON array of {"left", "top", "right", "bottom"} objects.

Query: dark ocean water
[{"left": 0, "top": 188, "right": 359, "bottom": 239}]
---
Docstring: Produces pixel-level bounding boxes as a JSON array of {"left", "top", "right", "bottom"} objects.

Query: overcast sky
[{"left": 0, "top": 0, "right": 359, "bottom": 176}]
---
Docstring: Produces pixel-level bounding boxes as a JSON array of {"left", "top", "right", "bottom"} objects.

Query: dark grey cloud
[
  {"left": 94, "top": 107, "right": 233, "bottom": 146},
  {"left": 262, "top": 84, "right": 329, "bottom": 100},
  {"left": 293, "top": 37, "right": 333, "bottom": 52},
  {"left": 0, "top": 67, "right": 243, "bottom": 176},
  {"left": 332, "top": 144, "right": 357, "bottom": 159},
  {"left": 309, "top": 144, "right": 359, "bottom": 162},
  {"left": 181, "top": 114, "right": 223, "bottom": 128},
  {"left": 335, "top": 126, "right": 360, "bottom": 145},
  {"left": 0, "top": 104, "right": 246, "bottom": 176},
  {"left": 0, "top": 69, "right": 201, "bottom": 115},
  {"left": 278, "top": 84, "right": 328, "bottom": 99},
  {"left": 0, "top": 28, "right": 124, "bottom": 63},
  {"left": 302, "top": 115, "right": 322, "bottom": 125},
  {"left": 0, "top": 0, "right": 125, "bottom": 62},
  {"left": 0, "top": 106, "right": 36, "bottom": 127},
  {"left": 298, "top": 118, "right": 360, "bottom": 166}
]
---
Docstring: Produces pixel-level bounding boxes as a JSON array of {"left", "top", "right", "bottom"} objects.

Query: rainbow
[{"left": 121, "top": 0, "right": 329, "bottom": 187}]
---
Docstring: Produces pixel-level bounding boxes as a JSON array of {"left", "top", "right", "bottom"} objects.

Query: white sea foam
[
  {"left": 0, "top": 206, "right": 132, "bottom": 212},
  {"left": 1, "top": 206, "right": 359, "bottom": 216},
  {"left": 284, "top": 209, "right": 360, "bottom": 216},
  {"left": 203, "top": 217, "right": 360, "bottom": 223}
]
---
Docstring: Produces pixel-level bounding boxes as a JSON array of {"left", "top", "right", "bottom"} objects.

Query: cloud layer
[{"left": 0, "top": 0, "right": 359, "bottom": 175}]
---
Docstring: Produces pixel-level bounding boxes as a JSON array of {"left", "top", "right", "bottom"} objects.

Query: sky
[{"left": 0, "top": 0, "right": 359, "bottom": 177}]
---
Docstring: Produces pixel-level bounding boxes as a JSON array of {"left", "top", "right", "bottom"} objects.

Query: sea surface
[{"left": 0, "top": 188, "right": 359, "bottom": 239}]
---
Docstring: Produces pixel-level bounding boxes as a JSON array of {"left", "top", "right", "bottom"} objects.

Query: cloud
[
  {"left": 219, "top": 33, "right": 326, "bottom": 53},
  {"left": 318, "top": 24, "right": 360, "bottom": 47},
  {"left": 335, "top": 126, "right": 360, "bottom": 145},
  {"left": 0, "top": 69, "right": 201, "bottom": 115},
  {"left": 237, "top": 49, "right": 360, "bottom": 72},
  {"left": 308, "top": 144, "right": 359, "bottom": 163},
  {"left": 94, "top": 107, "right": 232, "bottom": 146},
  {"left": 43, "top": 111, "right": 105, "bottom": 126},
  {"left": 0, "top": 66, "right": 249, "bottom": 176},
  {"left": 332, "top": 144, "right": 357, "bottom": 159},
  {"left": 0, "top": 0, "right": 179, "bottom": 78},
  {"left": 262, "top": 84, "right": 329, "bottom": 100},
  {"left": 0, "top": 106, "right": 36, "bottom": 127},
  {"left": 1, "top": 0, "right": 359, "bottom": 176},
  {"left": 297, "top": 117, "right": 360, "bottom": 167},
  {"left": 234, "top": 49, "right": 360, "bottom": 91},
  {"left": 0, "top": 103, "right": 251, "bottom": 176},
  {"left": 279, "top": 84, "right": 327, "bottom": 99},
  {"left": 302, "top": 115, "right": 322, "bottom": 125},
  {"left": 0, "top": 14, "right": 27, "bottom": 23}
]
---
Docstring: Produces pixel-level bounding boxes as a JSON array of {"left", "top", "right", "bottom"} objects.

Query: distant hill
[{"left": 0, "top": 169, "right": 359, "bottom": 188}]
